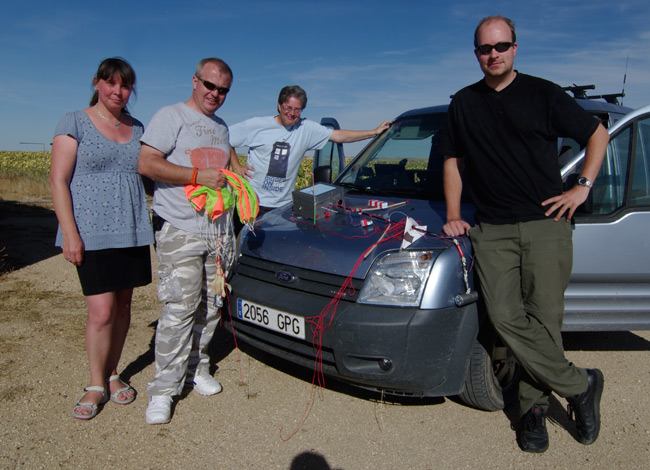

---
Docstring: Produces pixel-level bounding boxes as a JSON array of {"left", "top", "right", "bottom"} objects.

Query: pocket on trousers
[{"left": 157, "top": 265, "right": 183, "bottom": 303}]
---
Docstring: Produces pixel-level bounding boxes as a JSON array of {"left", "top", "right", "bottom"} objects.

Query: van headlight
[{"left": 358, "top": 250, "right": 437, "bottom": 307}]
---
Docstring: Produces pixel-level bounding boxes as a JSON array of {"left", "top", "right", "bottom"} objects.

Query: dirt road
[{"left": 1, "top": 201, "right": 649, "bottom": 469}]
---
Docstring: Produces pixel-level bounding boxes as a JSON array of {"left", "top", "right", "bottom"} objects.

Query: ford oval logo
[{"left": 275, "top": 271, "right": 296, "bottom": 283}]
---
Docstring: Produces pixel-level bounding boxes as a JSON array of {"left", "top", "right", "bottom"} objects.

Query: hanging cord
[
  {"left": 185, "top": 179, "right": 250, "bottom": 393},
  {"left": 278, "top": 201, "right": 477, "bottom": 438},
  {"left": 450, "top": 237, "right": 478, "bottom": 306},
  {"left": 311, "top": 172, "right": 317, "bottom": 224},
  {"left": 452, "top": 238, "right": 471, "bottom": 295},
  {"left": 223, "top": 287, "right": 249, "bottom": 397},
  {"left": 280, "top": 221, "right": 405, "bottom": 441}
]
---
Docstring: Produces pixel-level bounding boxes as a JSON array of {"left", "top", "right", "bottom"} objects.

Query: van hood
[{"left": 238, "top": 194, "right": 459, "bottom": 279}]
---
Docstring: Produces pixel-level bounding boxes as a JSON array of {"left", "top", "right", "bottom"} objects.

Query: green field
[
  {"left": 0, "top": 151, "right": 51, "bottom": 201},
  {"left": 0, "top": 151, "right": 50, "bottom": 176},
  {"left": 0, "top": 151, "right": 317, "bottom": 200}
]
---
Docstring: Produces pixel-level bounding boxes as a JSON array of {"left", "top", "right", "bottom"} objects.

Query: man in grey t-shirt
[{"left": 138, "top": 58, "right": 235, "bottom": 425}]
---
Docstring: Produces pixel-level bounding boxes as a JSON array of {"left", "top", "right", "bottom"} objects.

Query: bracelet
[{"left": 191, "top": 167, "right": 198, "bottom": 185}]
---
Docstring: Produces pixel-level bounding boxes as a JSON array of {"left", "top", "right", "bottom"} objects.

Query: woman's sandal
[
  {"left": 72, "top": 385, "right": 108, "bottom": 420},
  {"left": 108, "top": 375, "right": 136, "bottom": 405}
]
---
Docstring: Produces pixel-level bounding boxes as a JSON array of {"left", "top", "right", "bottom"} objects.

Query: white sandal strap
[
  {"left": 108, "top": 375, "right": 121, "bottom": 382},
  {"left": 84, "top": 385, "right": 106, "bottom": 393}
]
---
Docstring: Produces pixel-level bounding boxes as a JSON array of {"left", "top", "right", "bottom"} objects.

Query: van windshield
[{"left": 338, "top": 112, "right": 448, "bottom": 201}]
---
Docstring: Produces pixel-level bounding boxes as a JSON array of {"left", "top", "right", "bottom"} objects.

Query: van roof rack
[{"left": 562, "top": 84, "right": 625, "bottom": 105}]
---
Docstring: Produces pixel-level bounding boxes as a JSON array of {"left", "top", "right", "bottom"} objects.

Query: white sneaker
[
  {"left": 145, "top": 395, "right": 172, "bottom": 425},
  {"left": 188, "top": 375, "right": 222, "bottom": 396}
]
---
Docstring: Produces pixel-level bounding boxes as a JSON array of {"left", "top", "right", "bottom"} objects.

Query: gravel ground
[{"left": 1, "top": 201, "right": 649, "bottom": 469}]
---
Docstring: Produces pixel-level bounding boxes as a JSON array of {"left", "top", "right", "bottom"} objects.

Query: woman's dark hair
[{"left": 90, "top": 57, "right": 136, "bottom": 114}]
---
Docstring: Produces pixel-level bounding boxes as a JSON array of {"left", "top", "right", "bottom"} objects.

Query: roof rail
[{"left": 562, "top": 84, "right": 625, "bottom": 105}]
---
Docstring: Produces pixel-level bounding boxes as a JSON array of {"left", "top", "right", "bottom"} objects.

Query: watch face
[{"left": 578, "top": 177, "right": 592, "bottom": 187}]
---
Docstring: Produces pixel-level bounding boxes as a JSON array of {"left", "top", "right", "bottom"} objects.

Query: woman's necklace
[{"left": 95, "top": 106, "right": 122, "bottom": 129}]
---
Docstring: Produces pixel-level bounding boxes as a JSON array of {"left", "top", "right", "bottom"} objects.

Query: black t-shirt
[{"left": 438, "top": 72, "right": 599, "bottom": 224}]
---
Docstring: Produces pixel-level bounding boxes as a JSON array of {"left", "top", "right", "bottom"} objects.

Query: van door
[
  {"left": 313, "top": 118, "right": 345, "bottom": 183},
  {"left": 565, "top": 112, "right": 650, "bottom": 330}
]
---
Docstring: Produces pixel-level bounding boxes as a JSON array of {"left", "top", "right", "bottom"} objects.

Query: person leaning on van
[{"left": 439, "top": 15, "right": 610, "bottom": 453}]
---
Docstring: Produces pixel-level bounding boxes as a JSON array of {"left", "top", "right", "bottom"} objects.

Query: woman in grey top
[{"left": 50, "top": 57, "right": 154, "bottom": 420}]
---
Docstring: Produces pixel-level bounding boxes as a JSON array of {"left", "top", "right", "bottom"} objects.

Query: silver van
[{"left": 225, "top": 92, "right": 650, "bottom": 411}]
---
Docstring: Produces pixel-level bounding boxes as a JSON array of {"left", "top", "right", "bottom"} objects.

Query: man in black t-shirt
[{"left": 439, "top": 15, "right": 610, "bottom": 453}]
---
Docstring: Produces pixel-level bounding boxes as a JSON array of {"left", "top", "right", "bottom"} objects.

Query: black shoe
[
  {"left": 567, "top": 368, "right": 604, "bottom": 445},
  {"left": 516, "top": 405, "right": 549, "bottom": 453}
]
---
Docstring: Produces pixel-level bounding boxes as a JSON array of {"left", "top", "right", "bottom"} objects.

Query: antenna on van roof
[{"left": 620, "top": 55, "right": 629, "bottom": 106}]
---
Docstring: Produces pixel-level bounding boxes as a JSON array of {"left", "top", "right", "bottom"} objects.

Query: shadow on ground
[
  {"left": 290, "top": 451, "right": 341, "bottom": 470},
  {"left": 119, "top": 321, "right": 239, "bottom": 398},
  {"left": 0, "top": 201, "right": 59, "bottom": 273},
  {"left": 216, "top": 326, "right": 649, "bottom": 413},
  {"left": 563, "top": 331, "right": 650, "bottom": 351}
]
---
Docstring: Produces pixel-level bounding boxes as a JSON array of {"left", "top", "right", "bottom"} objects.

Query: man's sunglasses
[
  {"left": 195, "top": 75, "right": 230, "bottom": 95},
  {"left": 475, "top": 42, "right": 514, "bottom": 55}
]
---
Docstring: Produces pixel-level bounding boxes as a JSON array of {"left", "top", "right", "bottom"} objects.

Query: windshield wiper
[
  {"left": 338, "top": 182, "right": 382, "bottom": 194},
  {"left": 380, "top": 187, "right": 445, "bottom": 200}
]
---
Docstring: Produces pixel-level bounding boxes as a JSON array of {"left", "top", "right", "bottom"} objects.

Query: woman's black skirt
[{"left": 76, "top": 245, "right": 152, "bottom": 296}]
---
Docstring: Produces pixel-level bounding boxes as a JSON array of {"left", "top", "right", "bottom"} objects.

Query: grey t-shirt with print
[{"left": 141, "top": 102, "right": 232, "bottom": 234}]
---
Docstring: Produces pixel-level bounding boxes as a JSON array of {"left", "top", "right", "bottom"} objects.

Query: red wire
[
  {"left": 281, "top": 222, "right": 404, "bottom": 441},
  {"left": 223, "top": 271, "right": 248, "bottom": 397}
]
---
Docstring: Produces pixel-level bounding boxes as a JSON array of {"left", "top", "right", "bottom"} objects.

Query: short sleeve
[
  {"left": 140, "top": 107, "right": 181, "bottom": 155},
  {"left": 305, "top": 120, "right": 333, "bottom": 151},
  {"left": 551, "top": 87, "right": 600, "bottom": 147},
  {"left": 54, "top": 111, "right": 81, "bottom": 142}
]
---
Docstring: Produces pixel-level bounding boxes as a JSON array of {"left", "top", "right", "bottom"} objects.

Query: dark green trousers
[{"left": 470, "top": 219, "right": 589, "bottom": 417}]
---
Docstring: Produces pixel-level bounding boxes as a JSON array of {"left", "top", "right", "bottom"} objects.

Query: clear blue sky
[{"left": 2, "top": 0, "right": 649, "bottom": 156}]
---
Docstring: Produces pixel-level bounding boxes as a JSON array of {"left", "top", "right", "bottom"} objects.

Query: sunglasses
[
  {"left": 195, "top": 75, "right": 230, "bottom": 95},
  {"left": 475, "top": 42, "right": 514, "bottom": 55}
]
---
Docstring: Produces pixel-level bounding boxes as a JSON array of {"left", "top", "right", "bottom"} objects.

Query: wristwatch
[{"left": 577, "top": 176, "right": 593, "bottom": 188}]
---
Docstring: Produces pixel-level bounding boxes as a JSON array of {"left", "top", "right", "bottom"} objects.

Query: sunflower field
[
  {"left": 0, "top": 151, "right": 318, "bottom": 201},
  {"left": 0, "top": 151, "right": 50, "bottom": 177}
]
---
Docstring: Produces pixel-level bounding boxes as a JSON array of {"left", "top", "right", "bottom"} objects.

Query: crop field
[
  {"left": 0, "top": 150, "right": 50, "bottom": 176},
  {"left": 0, "top": 151, "right": 318, "bottom": 201},
  {"left": 0, "top": 151, "right": 51, "bottom": 201}
]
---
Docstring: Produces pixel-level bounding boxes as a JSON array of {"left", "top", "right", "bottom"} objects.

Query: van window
[
  {"left": 592, "top": 127, "right": 631, "bottom": 214},
  {"left": 338, "top": 113, "right": 448, "bottom": 200},
  {"left": 630, "top": 117, "right": 650, "bottom": 207}
]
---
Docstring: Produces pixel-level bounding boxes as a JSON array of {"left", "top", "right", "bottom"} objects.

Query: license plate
[{"left": 237, "top": 298, "right": 306, "bottom": 340}]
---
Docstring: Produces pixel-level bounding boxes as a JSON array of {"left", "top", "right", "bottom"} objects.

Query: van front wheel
[{"left": 458, "top": 337, "right": 518, "bottom": 411}]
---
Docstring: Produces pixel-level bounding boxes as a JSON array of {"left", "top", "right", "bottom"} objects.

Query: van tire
[{"left": 458, "top": 337, "right": 518, "bottom": 411}]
